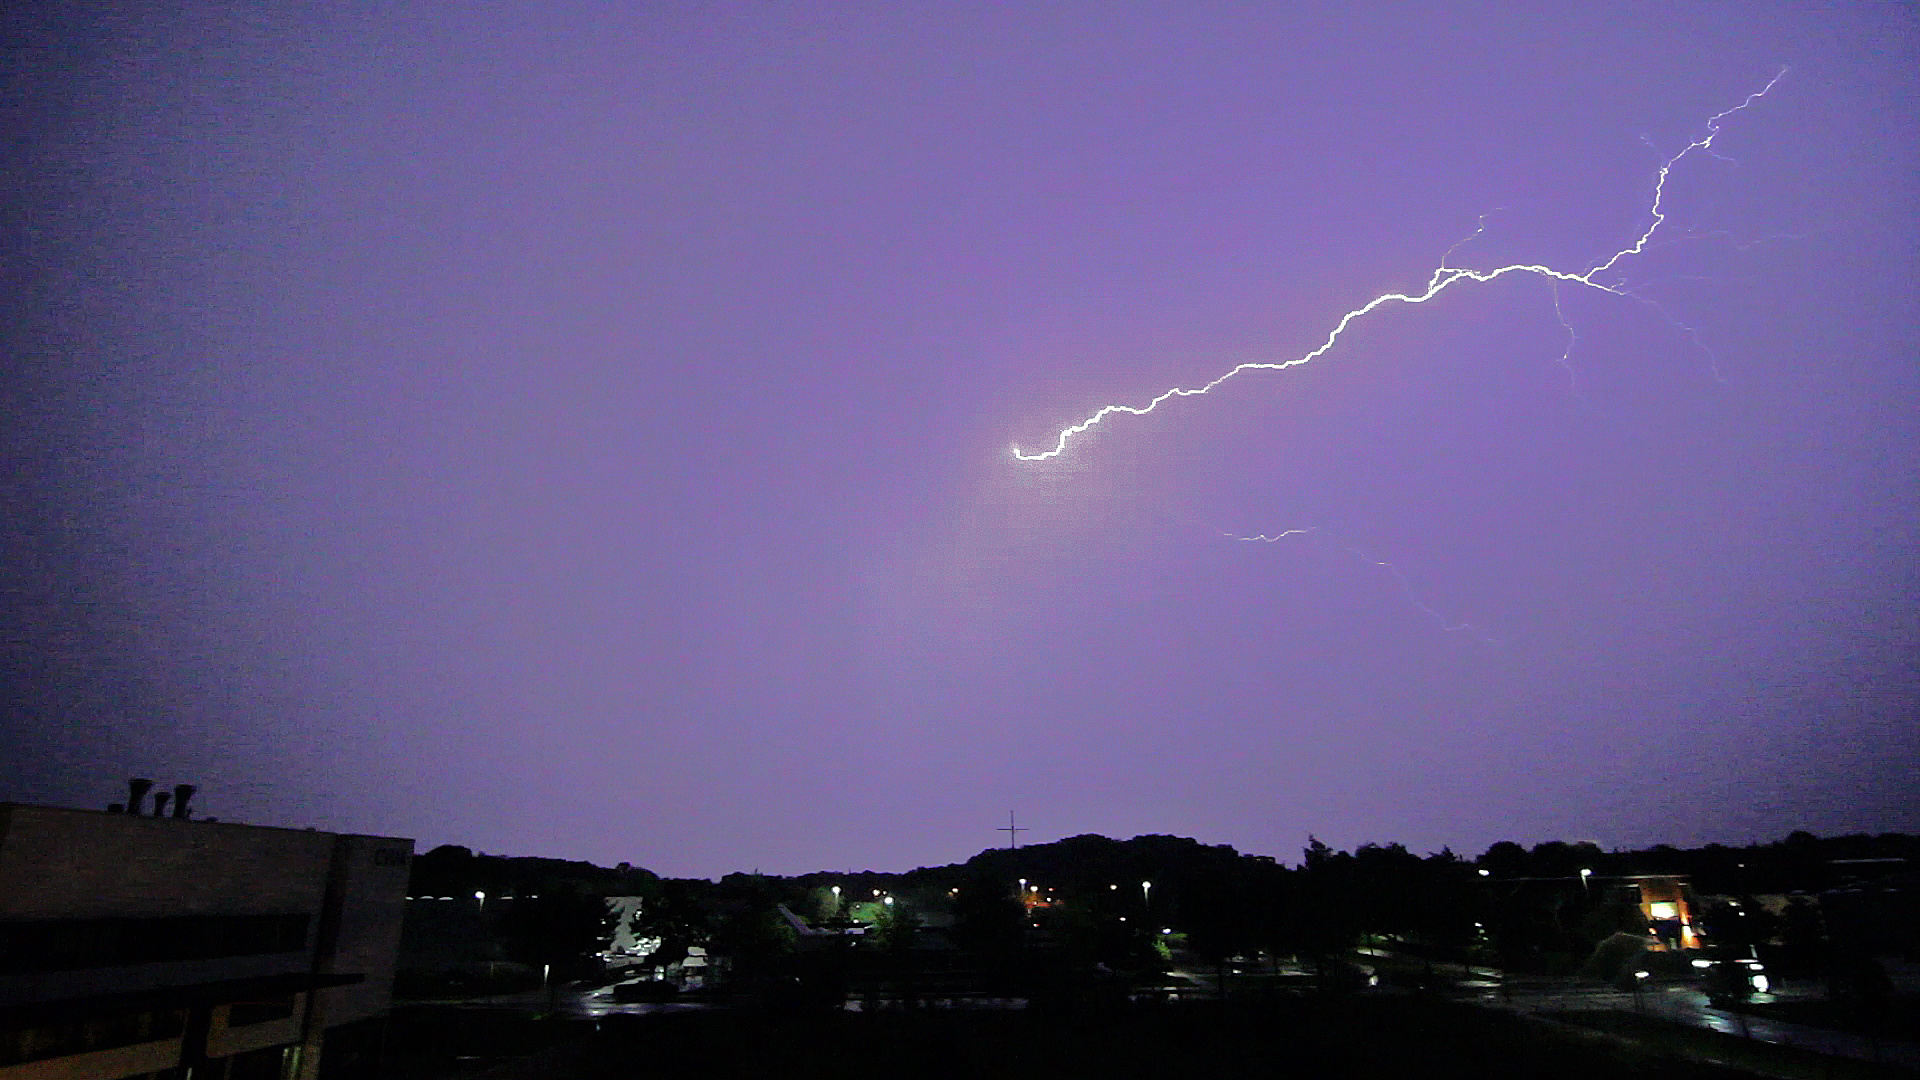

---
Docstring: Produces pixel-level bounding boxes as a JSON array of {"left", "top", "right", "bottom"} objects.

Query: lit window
[{"left": 1648, "top": 902, "right": 1678, "bottom": 919}]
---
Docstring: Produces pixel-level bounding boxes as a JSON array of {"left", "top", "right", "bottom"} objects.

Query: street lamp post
[{"left": 474, "top": 891, "right": 493, "bottom": 985}]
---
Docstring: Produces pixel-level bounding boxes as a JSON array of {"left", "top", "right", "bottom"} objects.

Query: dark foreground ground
[{"left": 377, "top": 995, "right": 1919, "bottom": 1080}]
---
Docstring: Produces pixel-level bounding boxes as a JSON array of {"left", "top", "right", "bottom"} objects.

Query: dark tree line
[{"left": 402, "top": 830, "right": 1917, "bottom": 992}]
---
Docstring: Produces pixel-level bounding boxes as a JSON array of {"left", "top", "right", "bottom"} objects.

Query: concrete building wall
[
  {"left": 313, "top": 835, "right": 412, "bottom": 1026},
  {"left": 0, "top": 950, "right": 316, "bottom": 1009},
  {"left": 0, "top": 805, "right": 336, "bottom": 919},
  {"left": 206, "top": 1000, "right": 305, "bottom": 1059},
  {"left": 0, "top": 1035, "right": 182, "bottom": 1080},
  {"left": 0, "top": 803, "right": 411, "bottom": 1080}
]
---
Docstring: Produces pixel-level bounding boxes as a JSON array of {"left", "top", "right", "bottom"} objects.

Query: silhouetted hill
[
  {"left": 409, "top": 830, "right": 1917, "bottom": 898},
  {"left": 408, "top": 844, "right": 660, "bottom": 897}
]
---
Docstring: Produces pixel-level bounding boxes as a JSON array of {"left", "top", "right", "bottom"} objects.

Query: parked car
[
  {"left": 1693, "top": 955, "right": 1768, "bottom": 1002},
  {"left": 610, "top": 978, "right": 681, "bottom": 1002},
  {"left": 1319, "top": 960, "right": 1378, "bottom": 992}
]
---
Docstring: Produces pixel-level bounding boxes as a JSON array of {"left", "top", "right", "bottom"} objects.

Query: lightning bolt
[
  {"left": 1010, "top": 70, "right": 1787, "bottom": 462},
  {"left": 1547, "top": 280, "right": 1580, "bottom": 394},
  {"left": 1338, "top": 542, "right": 1497, "bottom": 645},
  {"left": 1232, "top": 527, "right": 1317, "bottom": 544},
  {"left": 1222, "top": 525, "right": 1498, "bottom": 644}
]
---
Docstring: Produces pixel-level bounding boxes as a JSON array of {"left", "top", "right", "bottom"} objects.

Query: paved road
[
  {"left": 1472, "top": 976, "right": 1920, "bottom": 1071},
  {"left": 1184, "top": 951, "right": 1920, "bottom": 1073},
  {"left": 419, "top": 963, "right": 1920, "bottom": 1071},
  {"left": 401, "top": 980, "right": 714, "bottom": 1019}
]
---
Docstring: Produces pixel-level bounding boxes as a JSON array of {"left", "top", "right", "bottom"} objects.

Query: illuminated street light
[
  {"left": 1477, "top": 869, "right": 1490, "bottom": 877},
  {"left": 474, "top": 890, "right": 486, "bottom": 914}
]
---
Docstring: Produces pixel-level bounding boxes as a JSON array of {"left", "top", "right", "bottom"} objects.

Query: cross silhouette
[{"left": 998, "top": 811, "right": 1027, "bottom": 849}]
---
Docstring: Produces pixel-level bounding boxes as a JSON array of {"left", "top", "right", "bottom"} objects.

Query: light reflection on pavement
[
  {"left": 399, "top": 981, "right": 716, "bottom": 1019},
  {"left": 566, "top": 985, "right": 716, "bottom": 1019},
  {"left": 1471, "top": 977, "right": 1920, "bottom": 1071}
]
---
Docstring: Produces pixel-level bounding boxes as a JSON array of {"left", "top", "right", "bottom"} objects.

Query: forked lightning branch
[{"left": 1010, "top": 72, "right": 1787, "bottom": 463}]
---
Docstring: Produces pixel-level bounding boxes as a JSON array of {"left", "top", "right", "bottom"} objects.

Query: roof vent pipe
[
  {"left": 127, "top": 778, "right": 153, "bottom": 816},
  {"left": 171, "top": 784, "right": 196, "bottom": 819}
]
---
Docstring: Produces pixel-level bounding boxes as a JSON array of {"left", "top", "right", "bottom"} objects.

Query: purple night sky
[{"left": 4, "top": 4, "right": 1915, "bottom": 878}]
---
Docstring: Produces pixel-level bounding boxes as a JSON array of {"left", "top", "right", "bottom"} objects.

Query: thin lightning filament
[{"left": 1010, "top": 71, "right": 1786, "bottom": 462}]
